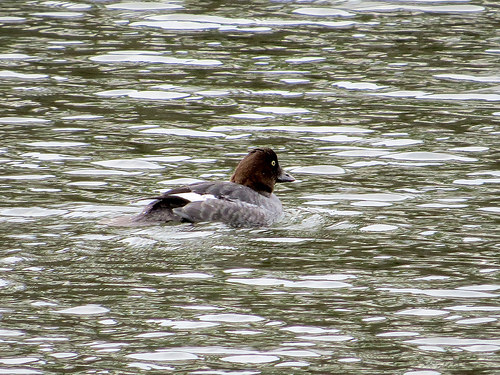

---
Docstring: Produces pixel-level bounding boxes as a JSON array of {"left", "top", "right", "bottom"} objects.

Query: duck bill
[{"left": 277, "top": 169, "right": 295, "bottom": 183}]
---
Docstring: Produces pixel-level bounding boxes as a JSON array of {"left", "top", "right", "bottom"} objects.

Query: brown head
[{"left": 230, "top": 148, "right": 294, "bottom": 195}]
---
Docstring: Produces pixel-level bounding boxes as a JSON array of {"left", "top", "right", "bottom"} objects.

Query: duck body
[
  {"left": 133, "top": 181, "right": 284, "bottom": 227},
  {"left": 130, "top": 148, "right": 294, "bottom": 227}
]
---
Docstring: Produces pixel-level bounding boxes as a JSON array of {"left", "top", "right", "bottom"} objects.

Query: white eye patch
[{"left": 172, "top": 192, "right": 216, "bottom": 202}]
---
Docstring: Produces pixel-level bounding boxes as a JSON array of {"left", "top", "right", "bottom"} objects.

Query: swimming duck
[{"left": 131, "top": 147, "right": 294, "bottom": 227}]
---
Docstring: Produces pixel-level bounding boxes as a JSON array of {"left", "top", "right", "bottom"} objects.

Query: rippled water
[{"left": 1, "top": 0, "right": 499, "bottom": 374}]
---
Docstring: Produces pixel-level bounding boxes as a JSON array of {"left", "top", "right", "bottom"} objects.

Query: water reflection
[{"left": 1, "top": 0, "right": 499, "bottom": 374}]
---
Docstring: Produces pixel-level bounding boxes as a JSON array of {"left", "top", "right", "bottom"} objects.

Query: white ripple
[
  {"left": 153, "top": 319, "right": 219, "bottom": 329},
  {"left": 55, "top": 304, "right": 109, "bottom": 315},
  {"left": 159, "top": 178, "right": 203, "bottom": 185},
  {"left": 450, "top": 146, "right": 489, "bottom": 152},
  {"left": 0, "top": 53, "right": 33, "bottom": 60},
  {"left": 286, "top": 57, "right": 326, "bottom": 64},
  {"left": 141, "top": 156, "right": 191, "bottom": 162},
  {"left": 0, "top": 70, "right": 48, "bottom": 79},
  {"left": 370, "top": 90, "right": 429, "bottom": 98},
  {"left": 146, "top": 14, "right": 356, "bottom": 29},
  {"left": 381, "top": 151, "right": 476, "bottom": 162},
  {"left": 33, "top": 11, "right": 84, "bottom": 18},
  {"left": 61, "top": 114, "right": 104, "bottom": 120},
  {"left": 360, "top": 224, "right": 398, "bottom": 232},
  {"left": 372, "top": 139, "right": 423, "bottom": 147},
  {"left": 0, "top": 174, "right": 55, "bottom": 180},
  {"left": 377, "top": 331, "right": 419, "bottom": 337},
  {"left": 455, "top": 318, "right": 497, "bottom": 325},
  {"left": 405, "top": 337, "right": 500, "bottom": 346},
  {"left": 280, "top": 78, "right": 310, "bottom": 84},
  {"left": 446, "top": 305, "right": 500, "bottom": 312},
  {"left": 128, "top": 91, "right": 190, "bottom": 100},
  {"left": 478, "top": 207, "right": 500, "bottom": 213},
  {"left": 222, "top": 355, "right": 280, "bottom": 364},
  {"left": 252, "top": 237, "right": 312, "bottom": 243},
  {"left": 128, "top": 363, "right": 174, "bottom": 371},
  {"left": 300, "top": 274, "right": 356, "bottom": 281},
  {"left": 462, "top": 345, "right": 500, "bottom": 352},
  {"left": 147, "top": 14, "right": 254, "bottom": 25},
  {"left": 305, "top": 193, "right": 411, "bottom": 202},
  {"left": 0, "top": 16, "right": 26, "bottom": 22},
  {"left": 90, "top": 52, "right": 222, "bottom": 66},
  {"left": 95, "top": 89, "right": 138, "bottom": 97},
  {"left": 166, "top": 272, "right": 213, "bottom": 279},
  {"left": 127, "top": 351, "right": 198, "bottom": 361},
  {"left": 93, "top": 159, "right": 163, "bottom": 170},
  {"left": 0, "top": 117, "right": 49, "bottom": 124},
  {"left": 282, "top": 326, "right": 340, "bottom": 334},
  {"left": 313, "top": 135, "right": 362, "bottom": 142},
  {"left": 288, "top": 280, "right": 352, "bottom": 289},
  {"left": 297, "top": 335, "right": 354, "bottom": 342},
  {"left": 0, "top": 208, "right": 67, "bottom": 217},
  {"left": 289, "top": 165, "right": 345, "bottom": 175},
  {"left": 23, "top": 141, "right": 88, "bottom": 148},
  {"left": 132, "top": 20, "right": 222, "bottom": 30},
  {"left": 229, "top": 113, "right": 274, "bottom": 119},
  {"left": 0, "top": 369, "right": 42, "bottom": 374},
  {"left": 106, "top": 2, "right": 183, "bottom": 10},
  {"left": 292, "top": 7, "right": 354, "bottom": 17},
  {"left": 276, "top": 361, "right": 310, "bottom": 367},
  {"left": 0, "top": 328, "right": 25, "bottom": 337},
  {"left": 434, "top": 74, "right": 500, "bottom": 83},
  {"left": 396, "top": 309, "right": 448, "bottom": 316},
  {"left": 141, "top": 128, "right": 224, "bottom": 138},
  {"left": 65, "top": 169, "right": 141, "bottom": 176},
  {"left": 332, "top": 148, "right": 391, "bottom": 157},
  {"left": 418, "top": 93, "right": 500, "bottom": 101},
  {"left": 255, "top": 106, "right": 310, "bottom": 114},
  {"left": 333, "top": 81, "right": 387, "bottom": 90},
  {"left": 453, "top": 178, "right": 500, "bottom": 185},
  {"left": 349, "top": 4, "right": 484, "bottom": 13},
  {"left": 211, "top": 125, "right": 371, "bottom": 134},
  {"left": 380, "top": 287, "right": 498, "bottom": 298},
  {"left": 227, "top": 277, "right": 285, "bottom": 287},
  {"left": 198, "top": 313, "right": 264, "bottom": 323},
  {"left": 21, "top": 152, "right": 86, "bottom": 161},
  {"left": 351, "top": 201, "right": 392, "bottom": 207}
]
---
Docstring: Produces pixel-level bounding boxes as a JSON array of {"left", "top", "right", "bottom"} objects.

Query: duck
[{"left": 129, "top": 147, "right": 294, "bottom": 227}]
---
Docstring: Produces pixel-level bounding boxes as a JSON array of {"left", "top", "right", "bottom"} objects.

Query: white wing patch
[{"left": 172, "top": 192, "right": 217, "bottom": 202}]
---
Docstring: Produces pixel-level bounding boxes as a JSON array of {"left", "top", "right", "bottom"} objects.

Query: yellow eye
[{"left": 271, "top": 160, "right": 276, "bottom": 167}]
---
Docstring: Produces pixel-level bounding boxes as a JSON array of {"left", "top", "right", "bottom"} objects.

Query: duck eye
[{"left": 271, "top": 160, "right": 276, "bottom": 167}]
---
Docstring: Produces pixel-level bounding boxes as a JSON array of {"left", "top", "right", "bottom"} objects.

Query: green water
[{"left": 0, "top": 0, "right": 499, "bottom": 374}]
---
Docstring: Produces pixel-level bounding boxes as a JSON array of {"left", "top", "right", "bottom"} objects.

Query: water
[{"left": 1, "top": 0, "right": 499, "bottom": 374}]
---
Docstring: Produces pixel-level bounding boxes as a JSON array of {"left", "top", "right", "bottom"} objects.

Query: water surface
[{"left": 0, "top": 0, "right": 499, "bottom": 374}]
